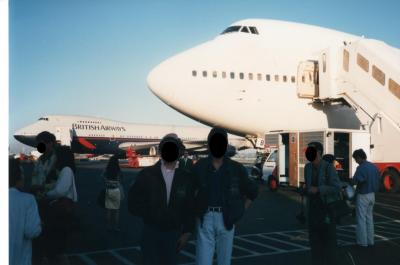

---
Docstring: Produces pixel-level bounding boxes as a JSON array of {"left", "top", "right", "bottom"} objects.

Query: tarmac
[{"left": 21, "top": 160, "right": 400, "bottom": 265}]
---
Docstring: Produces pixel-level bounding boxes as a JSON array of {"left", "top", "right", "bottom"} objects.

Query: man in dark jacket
[
  {"left": 179, "top": 150, "right": 194, "bottom": 172},
  {"left": 128, "top": 134, "right": 195, "bottom": 265},
  {"left": 194, "top": 128, "right": 258, "bottom": 265}
]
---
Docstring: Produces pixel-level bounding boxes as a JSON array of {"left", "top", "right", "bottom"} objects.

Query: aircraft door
[
  {"left": 297, "top": 61, "right": 319, "bottom": 98},
  {"left": 56, "top": 127, "right": 72, "bottom": 146}
]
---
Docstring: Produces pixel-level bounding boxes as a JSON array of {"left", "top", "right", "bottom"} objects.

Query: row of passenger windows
[
  {"left": 78, "top": 120, "right": 101, "bottom": 124},
  {"left": 343, "top": 50, "right": 400, "bottom": 100},
  {"left": 192, "top": 70, "right": 297, "bottom": 83},
  {"left": 221, "top": 25, "right": 259, "bottom": 35}
]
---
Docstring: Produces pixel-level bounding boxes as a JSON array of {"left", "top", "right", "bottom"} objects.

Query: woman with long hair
[{"left": 45, "top": 145, "right": 78, "bottom": 264}]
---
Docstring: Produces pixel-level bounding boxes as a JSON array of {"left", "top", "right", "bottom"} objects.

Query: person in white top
[
  {"left": 44, "top": 146, "right": 78, "bottom": 264},
  {"left": 31, "top": 131, "right": 58, "bottom": 195},
  {"left": 103, "top": 154, "right": 124, "bottom": 231},
  {"left": 9, "top": 157, "right": 42, "bottom": 265}
]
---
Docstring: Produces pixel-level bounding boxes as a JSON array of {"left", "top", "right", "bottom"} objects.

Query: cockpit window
[
  {"left": 38, "top": 117, "right": 49, "bottom": 121},
  {"left": 221, "top": 25, "right": 259, "bottom": 35},
  {"left": 240, "top": 26, "right": 249, "bottom": 33},
  {"left": 221, "top": 26, "right": 241, "bottom": 34},
  {"left": 249, "top": 26, "right": 259, "bottom": 34}
]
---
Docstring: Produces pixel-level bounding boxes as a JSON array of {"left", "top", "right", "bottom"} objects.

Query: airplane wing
[{"left": 118, "top": 142, "right": 158, "bottom": 151}]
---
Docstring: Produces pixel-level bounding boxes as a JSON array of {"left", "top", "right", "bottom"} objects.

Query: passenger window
[
  {"left": 357, "top": 53, "right": 369, "bottom": 72},
  {"left": 240, "top": 26, "right": 249, "bottom": 33},
  {"left": 230, "top": 72, "right": 235, "bottom": 79},
  {"left": 372, "top": 65, "right": 385, "bottom": 85},
  {"left": 257, "top": 73, "right": 262, "bottom": 81},
  {"left": 239, "top": 73, "right": 244, "bottom": 79},
  {"left": 267, "top": 151, "right": 277, "bottom": 162},
  {"left": 302, "top": 75, "right": 305, "bottom": 83},
  {"left": 291, "top": 76, "right": 295, "bottom": 83},
  {"left": 283, "top": 76, "right": 287, "bottom": 82},
  {"left": 248, "top": 73, "right": 253, "bottom": 80},
  {"left": 343, "top": 49, "right": 349, "bottom": 72},
  {"left": 389, "top": 79, "right": 400, "bottom": 99},
  {"left": 202, "top": 71, "right": 207, "bottom": 77},
  {"left": 274, "top": 75, "right": 279, "bottom": 82},
  {"left": 212, "top": 71, "right": 217, "bottom": 78},
  {"left": 222, "top": 71, "right": 226, "bottom": 78},
  {"left": 266, "top": 74, "right": 270, "bottom": 81},
  {"left": 249, "top": 27, "right": 259, "bottom": 34}
]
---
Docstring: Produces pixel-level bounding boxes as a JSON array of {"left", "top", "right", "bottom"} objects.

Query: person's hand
[
  {"left": 309, "top": 187, "right": 319, "bottom": 194},
  {"left": 177, "top": 232, "right": 191, "bottom": 252},
  {"left": 245, "top": 199, "right": 252, "bottom": 209}
]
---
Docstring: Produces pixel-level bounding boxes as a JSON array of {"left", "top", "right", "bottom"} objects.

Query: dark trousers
[
  {"left": 141, "top": 224, "right": 181, "bottom": 265},
  {"left": 308, "top": 222, "right": 337, "bottom": 265}
]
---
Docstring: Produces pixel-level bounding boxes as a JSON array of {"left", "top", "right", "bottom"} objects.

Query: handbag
[{"left": 324, "top": 164, "right": 353, "bottom": 220}]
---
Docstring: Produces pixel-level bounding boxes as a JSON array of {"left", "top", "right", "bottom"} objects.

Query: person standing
[
  {"left": 304, "top": 142, "right": 341, "bottom": 265},
  {"left": 9, "top": 157, "right": 42, "bottom": 265},
  {"left": 194, "top": 127, "right": 258, "bottom": 265},
  {"left": 103, "top": 155, "right": 124, "bottom": 231},
  {"left": 45, "top": 146, "right": 78, "bottom": 264},
  {"left": 352, "top": 149, "right": 380, "bottom": 247},
  {"left": 31, "top": 131, "right": 58, "bottom": 194},
  {"left": 128, "top": 134, "right": 195, "bottom": 265},
  {"left": 179, "top": 150, "right": 194, "bottom": 172}
]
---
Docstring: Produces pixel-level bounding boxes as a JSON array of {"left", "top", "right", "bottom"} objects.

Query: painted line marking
[
  {"left": 109, "top": 250, "right": 135, "bottom": 265},
  {"left": 77, "top": 254, "right": 97, "bottom": 265},
  {"left": 236, "top": 236, "right": 283, "bottom": 253},
  {"left": 374, "top": 227, "right": 400, "bottom": 237},
  {"left": 180, "top": 250, "right": 196, "bottom": 259},
  {"left": 375, "top": 202, "right": 400, "bottom": 210},
  {"left": 259, "top": 233, "right": 309, "bottom": 250},
  {"left": 375, "top": 224, "right": 400, "bottom": 232},
  {"left": 233, "top": 244, "right": 260, "bottom": 255}
]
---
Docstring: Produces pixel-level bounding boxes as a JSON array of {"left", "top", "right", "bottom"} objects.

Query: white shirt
[
  {"left": 47, "top": 167, "right": 78, "bottom": 202},
  {"left": 32, "top": 153, "right": 56, "bottom": 186},
  {"left": 160, "top": 160, "right": 179, "bottom": 204},
  {"left": 9, "top": 188, "right": 42, "bottom": 265}
]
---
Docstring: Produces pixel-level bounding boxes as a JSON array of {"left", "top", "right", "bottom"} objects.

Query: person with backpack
[{"left": 304, "top": 142, "right": 341, "bottom": 265}]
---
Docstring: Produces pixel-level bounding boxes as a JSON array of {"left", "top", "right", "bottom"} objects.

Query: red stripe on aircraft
[{"left": 77, "top": 137, "right": 96, "bottom": 150}]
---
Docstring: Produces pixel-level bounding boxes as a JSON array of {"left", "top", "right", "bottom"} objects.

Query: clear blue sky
[{"left": 9, "top": 0, "right": 400, "bottom": 153}]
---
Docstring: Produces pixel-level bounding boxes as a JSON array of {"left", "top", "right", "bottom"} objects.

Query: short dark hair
[
  {"left": 9, "top": 157, "right": 22, "bottom": 188},
  {"left": 105, "top": 155, "right": 121, "bottom": 180},
  {"left": 207, "top": 127, "right": 228, "bottom": 143},
  {"left": 352, "top": 149, "right": 367, "bottom": 160},
  {"left": 36, "top": 131, "right": 56, "bottom": 144},
  {"left": 55, "top": 145, "right": 76, "bottom": 173},
  {"left": 308, "top": 141, "right": 323, "bottom": 154},
  {"left": 322, "top": 154, "right": 336, "bottom": 164},
  {"left": 159, "top": 133, "right": 184, "bottom": 151}
]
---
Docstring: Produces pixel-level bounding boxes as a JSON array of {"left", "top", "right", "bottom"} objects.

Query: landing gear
[
  {"left": 268, "top": 175, "right": 278, "bottom": 192},
  {"left": 382, "top": 169, "right": 399, "bottom": 193}
]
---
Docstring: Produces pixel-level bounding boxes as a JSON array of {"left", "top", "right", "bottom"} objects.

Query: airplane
[
  {"left": 14, "top": 115, "right": 252, "bottom": 155},
  {"left": 147, "top": 18, "right": 400, "bottom": 187}
]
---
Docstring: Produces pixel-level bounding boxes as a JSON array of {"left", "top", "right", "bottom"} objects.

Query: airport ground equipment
[
  {"left": 295, "top": 38, "right": 400, "bottom": 192},
  {"left": 265, "top": 129, "right": 370, "bottom": 188}
]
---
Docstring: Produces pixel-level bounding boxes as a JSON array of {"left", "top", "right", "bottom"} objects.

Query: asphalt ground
[{"left": 20, "top": 161, "right": 400, "bottom": 265}]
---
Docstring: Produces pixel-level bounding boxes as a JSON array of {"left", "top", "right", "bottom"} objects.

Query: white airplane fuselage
[
  {"left": 14, "top": 115, "right": 249, "bottom": 154},
  {"left": 147, "top": 19, "right": 363, "bottom": 138}
]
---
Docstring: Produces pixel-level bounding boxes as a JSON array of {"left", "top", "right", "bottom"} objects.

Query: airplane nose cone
[
  {"left": 14, "top": 129, "right": 36, "bottom": 146},
  {"left": 147, "top": 59, "right": 178, "bottom": 105}
]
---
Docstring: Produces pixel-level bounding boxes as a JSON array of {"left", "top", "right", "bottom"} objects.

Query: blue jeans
[
  {"left": 196, "top": 212, "right": 235, "bottom": 265},
  {"left": 356, "top": 193, "right": 375, "bottom": 246}
]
